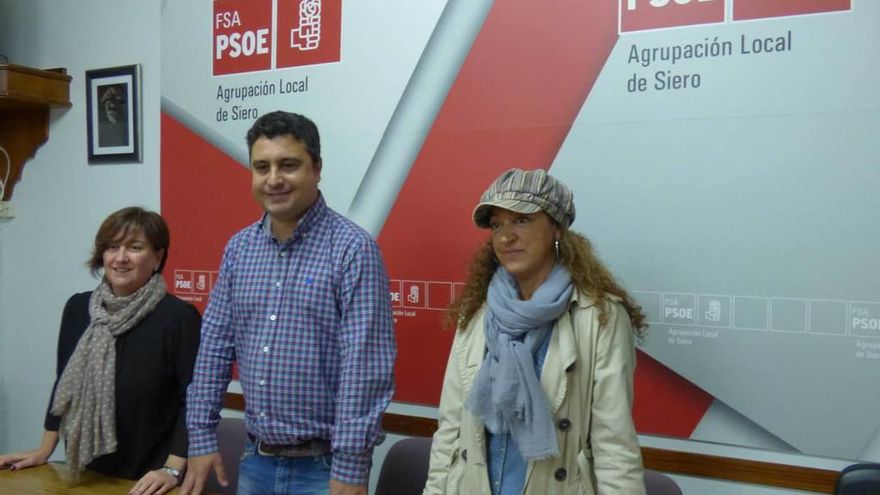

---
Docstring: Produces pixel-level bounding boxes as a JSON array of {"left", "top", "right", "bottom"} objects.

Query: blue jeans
[{"left": 237, "top": 439, "right": 332, "bottom": 495}]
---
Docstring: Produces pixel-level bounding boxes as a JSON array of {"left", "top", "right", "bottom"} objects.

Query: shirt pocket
[{"left": 290, "top": 264, "right": 338, "bottom": 328}]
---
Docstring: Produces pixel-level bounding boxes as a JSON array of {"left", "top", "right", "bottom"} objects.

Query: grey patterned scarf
[
  {"left": 466, "top": 265, "right": 573, "bottom": 460},
  {"left": 50, "top": 274, "right": 166, "bottom": 480}
]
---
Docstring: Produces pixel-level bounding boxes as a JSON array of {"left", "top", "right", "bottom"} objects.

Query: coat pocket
[
  {"left": 445, "top": 446, "right": 465, "bottom": 495},
  {"left": 576, "top": 449, "right": 598, "bottom": 495}
]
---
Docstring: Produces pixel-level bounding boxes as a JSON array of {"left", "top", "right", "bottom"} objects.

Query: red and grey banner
[{"left": 162, "top": 0, "right": 879, "bottom": 460}]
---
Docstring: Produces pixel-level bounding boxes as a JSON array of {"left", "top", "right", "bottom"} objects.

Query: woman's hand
[
  {"left": 0, "top": 448, "right": 52, "bottom": 471},
  {"left": 0, "top": 430, "right": 58, "bottom": 471},
  {"left": 128, "top": 468, "right": 179, "bottom": 495}
]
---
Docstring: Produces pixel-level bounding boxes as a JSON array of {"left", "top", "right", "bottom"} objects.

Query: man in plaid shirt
[{"left": 182, "top": 111, "right": 396, "bottom": 495}]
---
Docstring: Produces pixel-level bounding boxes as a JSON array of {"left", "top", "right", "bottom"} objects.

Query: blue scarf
[{"left": 466, "top": 264, "right": 573, "bottom": 460}]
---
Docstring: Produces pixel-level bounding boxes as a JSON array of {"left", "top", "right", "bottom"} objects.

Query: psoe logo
[
  {"left": 213, "top": 0, "right": 273, "bottom": 75},
  {"left": 620, "top": 0, "right": 725, "bottom": 33},
  {"left": 290, "top": 0, "right": 321, "bottom": 51},
  {"left": 212, "top": 0, "right": 341, "bottom": 76},
  {"left": 276, "top": 0, "right": 342, "bottom": 69}
]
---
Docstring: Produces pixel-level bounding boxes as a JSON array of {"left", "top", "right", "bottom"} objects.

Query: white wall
[
  {"left": 0, "top": 1, "right": 851, "bottom": 493},
  {"left": 0, "top": 0, "right": 162, "bottom": 457}
]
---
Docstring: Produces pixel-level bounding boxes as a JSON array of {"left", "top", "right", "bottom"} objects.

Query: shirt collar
[{"left": 259, "top": 192, "right": 327, "bottom": 242}]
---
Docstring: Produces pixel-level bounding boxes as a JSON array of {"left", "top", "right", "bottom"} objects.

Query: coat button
[
  {"left": 558, "top": 418, "right": 571, "bottom": 431},
  {"left": 461, "top": 449, "right": 468, "bottom": 461},
  {"left": 554, "top": 468, "right": 567, "bottom": 481}
]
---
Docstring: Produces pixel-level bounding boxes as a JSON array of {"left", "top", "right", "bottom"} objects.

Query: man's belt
[{"left": 248, "top": 434, "right": 332, "bottom": 458}]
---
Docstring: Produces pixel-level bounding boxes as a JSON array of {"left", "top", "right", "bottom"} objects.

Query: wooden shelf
[{"left": 0, "top": 64, "right": 72, "bottom": 201}]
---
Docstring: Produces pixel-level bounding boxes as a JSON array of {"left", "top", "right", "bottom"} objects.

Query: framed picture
[{"left": 86, "top": 64, "right": 142, "bottom": 163}]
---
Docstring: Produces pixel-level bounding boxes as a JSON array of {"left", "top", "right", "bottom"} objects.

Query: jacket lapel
[{"left": 541, "top": 300, "right": 578, "bottom": 414}]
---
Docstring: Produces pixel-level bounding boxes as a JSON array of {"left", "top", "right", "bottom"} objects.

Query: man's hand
[
  {"left": 128, "top": 468, "right": 178, "bottom": 495},
  {"left": 330, "top": 478, "right": 367, "bottom": 495},
  {"left": 179, "top": 453, "right": 227, "bottom": 495}
]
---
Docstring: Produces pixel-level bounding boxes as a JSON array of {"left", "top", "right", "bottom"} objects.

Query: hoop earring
[{"left": 555, "top": 239, "right": 560, "bottom": 260}]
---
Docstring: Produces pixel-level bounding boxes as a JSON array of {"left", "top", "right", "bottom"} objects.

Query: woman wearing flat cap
[{"left": 423, "top": 168, "right": 646, "bottom": 495}]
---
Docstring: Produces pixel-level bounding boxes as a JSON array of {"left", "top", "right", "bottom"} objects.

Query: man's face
[{"left": 250, "top": 135, "right": 321, "bottom": 227}]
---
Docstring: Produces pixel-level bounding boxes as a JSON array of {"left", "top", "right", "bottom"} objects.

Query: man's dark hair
[{"left": 246, "top": 111, "right": 321, "bottom": 163}]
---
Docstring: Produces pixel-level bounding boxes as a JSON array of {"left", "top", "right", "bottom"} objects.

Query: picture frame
[{"left": 85, "top": 64, "right": 142, "bottom": 163}]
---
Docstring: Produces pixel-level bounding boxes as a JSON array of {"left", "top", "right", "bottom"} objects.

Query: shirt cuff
[
  {"left": 187, "top": 428, "right": 220, "bottom": 457},
  {"left": 331, "top": 450, "right": 372, "bottom": 485}
]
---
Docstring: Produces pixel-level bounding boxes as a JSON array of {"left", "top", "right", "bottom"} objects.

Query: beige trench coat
[{"left": 423, "top": 291, "right": 646, "bottom": 495}]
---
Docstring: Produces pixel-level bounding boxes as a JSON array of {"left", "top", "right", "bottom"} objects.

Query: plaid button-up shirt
[{"left": 187, "top": 195, "right": 396, "bottom": 485}]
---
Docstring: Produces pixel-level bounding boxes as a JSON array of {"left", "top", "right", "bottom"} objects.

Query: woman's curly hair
[{"left": 445, "top": 229, "right": 647, "bottom": 339}]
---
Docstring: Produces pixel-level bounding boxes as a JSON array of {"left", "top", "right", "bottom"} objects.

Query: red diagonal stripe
[
  {"left": 378, "top": 0, "right": 619, "bottom": 403},
  {"left": 378, "top": 1, "right": 714, "bottom": 438}
]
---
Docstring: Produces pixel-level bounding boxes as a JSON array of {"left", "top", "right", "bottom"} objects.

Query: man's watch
[{"left": 160, "top": 465, "right": 184, "bottom": 484}]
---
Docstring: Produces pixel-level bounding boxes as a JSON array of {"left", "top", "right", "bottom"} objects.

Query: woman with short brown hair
[{"left": 0, "top": 207, "right": 201, "bottom": 495}]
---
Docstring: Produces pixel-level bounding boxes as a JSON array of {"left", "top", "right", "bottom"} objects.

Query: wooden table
[{"left": 0, "top": 464, "right": 181, "bottom": 494}]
